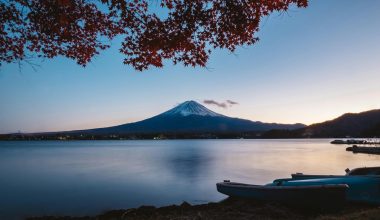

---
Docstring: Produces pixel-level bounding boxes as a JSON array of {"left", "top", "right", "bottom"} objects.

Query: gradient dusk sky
[{"left": 1, "top": 0, "right": 380, "bottom": 134}]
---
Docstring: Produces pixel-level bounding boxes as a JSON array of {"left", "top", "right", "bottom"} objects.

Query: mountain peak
[{"left": 160, "top": 100, "right": 223, "bottom": 117}]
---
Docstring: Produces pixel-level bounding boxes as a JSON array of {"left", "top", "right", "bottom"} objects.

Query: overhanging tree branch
[{"left": 0, "top": 0, "right": 308, "bottom": 71}]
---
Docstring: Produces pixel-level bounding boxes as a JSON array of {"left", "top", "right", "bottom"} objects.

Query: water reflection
[
  {"left": 161, "top": 141, "right": 213, "bottom": 180},
  {"left": 0, "top": 139, "right": 379, "bottom": 220}
]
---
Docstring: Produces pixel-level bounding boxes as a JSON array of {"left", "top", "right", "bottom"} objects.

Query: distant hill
[
  {"left": 301, "top": 109, "right": 380, "bottom": 138},
  {"left": 66, "top": 101, "right": 305, "bottom": 135}
]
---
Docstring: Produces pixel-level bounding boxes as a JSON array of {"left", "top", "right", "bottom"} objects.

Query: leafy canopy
[{"left": 0, "top": 0, "right": 308, "bottom": 71}]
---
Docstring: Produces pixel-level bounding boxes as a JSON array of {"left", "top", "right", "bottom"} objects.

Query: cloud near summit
[
  {"left": 226, "top": 100, "right": 238, "bottom": 105},
  {"left": 203, "top": 100, "right": 239, "bottom": 108}
]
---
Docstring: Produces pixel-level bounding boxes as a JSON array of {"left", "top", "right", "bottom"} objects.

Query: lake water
[{"left": 1, "top": 139, "right": 380, "bottom": 219}]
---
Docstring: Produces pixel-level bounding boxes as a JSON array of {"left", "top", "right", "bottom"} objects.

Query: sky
[{"left": 1, "top": 0, "right": 380, "bottom": 134}]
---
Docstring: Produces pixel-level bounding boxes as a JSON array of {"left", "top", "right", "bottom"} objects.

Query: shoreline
[
  {"left": 0, "top": 137, "right": 367, "bottom": 141},
  {"left": 27, "top": 198, "right": 380, "bottom": 220}
]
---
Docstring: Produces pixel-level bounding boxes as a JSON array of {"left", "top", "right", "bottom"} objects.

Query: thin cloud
[
  {"left": 203, "top": 99, "right": 239, "bottom": 108},
  {"left": 226, "top": 100, "right": 239, "bottom": 105},
  {"left": 203, "top": 100, "right": 227, "bottom": 108}
]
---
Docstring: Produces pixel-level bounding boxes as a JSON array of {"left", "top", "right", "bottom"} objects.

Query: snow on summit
[{"left": 161, "top": 101, "right": 223, "bottom": 117}]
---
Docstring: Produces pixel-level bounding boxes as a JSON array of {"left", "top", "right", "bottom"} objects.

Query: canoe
[{"left": 216, "top": 181, "right": 348, "bottom": 206}]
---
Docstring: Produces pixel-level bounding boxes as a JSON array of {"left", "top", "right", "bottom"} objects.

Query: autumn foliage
[{"left": 0, "top": 0, "right": 308, "bottom": 70}]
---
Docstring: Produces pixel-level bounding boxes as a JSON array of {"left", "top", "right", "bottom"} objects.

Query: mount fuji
[{"left": 66, "top": 101, "right": 305, "bottom": 135}]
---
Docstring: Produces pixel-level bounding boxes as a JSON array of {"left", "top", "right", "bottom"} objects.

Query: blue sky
[{"left": 1, "top": 0, "right": 380, "bottom": 133}]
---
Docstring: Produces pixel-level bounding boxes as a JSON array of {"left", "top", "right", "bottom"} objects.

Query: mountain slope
[
  {"left": 303, "top": 109, "right": 380, "bottom": 137},
  {"left": 69, "top": 101, "right": 305, "bottom": 135}
]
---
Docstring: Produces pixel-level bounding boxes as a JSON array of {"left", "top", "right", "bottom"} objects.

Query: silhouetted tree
[{"left": 1, "top": 0, "right": 308, "bottom": 70}]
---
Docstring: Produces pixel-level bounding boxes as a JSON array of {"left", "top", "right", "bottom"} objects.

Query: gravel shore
[{"left": 26, "top": 197, "right": 380, "bottom": 220}]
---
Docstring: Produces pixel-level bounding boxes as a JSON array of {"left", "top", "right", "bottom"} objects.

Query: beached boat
[
  {"left": 216, "top": 181, "right": 348, "bottom": 206},
  {"left": 346, "top": 145, "right": 380, "bottom": 154},
  {"left": 217, "top": 167, "right": 380, "bottom": 205},
  {"left": 274, "top": 176, "right": 380, "bottom": 205},
  {"left": 282, "top": 167, "right": 380, "bottom": 204}
]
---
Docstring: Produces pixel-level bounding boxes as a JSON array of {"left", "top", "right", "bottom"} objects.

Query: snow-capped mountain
[
  {"left": 62, "top": 101, "right": 305, "bottom": 135},
  {"left": 160, "top": 100, "right": 223, "bottom": 117}
]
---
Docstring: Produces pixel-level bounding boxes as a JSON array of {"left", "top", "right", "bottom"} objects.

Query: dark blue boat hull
[{"left": 217, "top": 182, "right": 348, "bottom": 207}]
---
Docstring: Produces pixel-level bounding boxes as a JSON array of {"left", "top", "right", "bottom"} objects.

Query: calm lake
[{"left": 1, "top": 139, "right": 379, "bottom": 219}]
